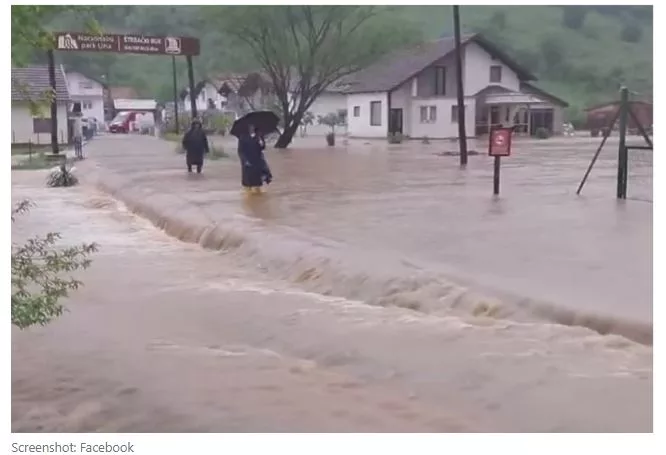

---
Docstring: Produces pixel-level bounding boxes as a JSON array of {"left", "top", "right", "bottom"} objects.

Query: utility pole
[
  {"left": 186, "top": 55, "right": 197, "bottom": 119},
  {"left": 47, "top": 49, "right": 59, "bottom": 154},
  {"left": 453, "top": 5, "right": 468, "bottom": 166},
  {"left": 172, "top": 56, "right": 180, "bottom": 134}
]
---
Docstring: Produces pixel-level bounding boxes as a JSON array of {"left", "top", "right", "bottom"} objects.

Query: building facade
[
  {"left": 11, "top": 65, "right": 71, "bottom": 145},
  {"left": 344, "top": 34, "right": 568, "bottom": 139},
  {"left": 63, "top": 69, "right": 106, "bottom": 123}
]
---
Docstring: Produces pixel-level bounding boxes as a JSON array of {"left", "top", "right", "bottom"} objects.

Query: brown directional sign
[{"left": 54, "top": 32, "right": 200, "bottom": 56}]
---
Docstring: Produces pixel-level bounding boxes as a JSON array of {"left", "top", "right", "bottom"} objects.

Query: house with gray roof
[
  {"left": 63, "top": 66, "right": 107, "bottom": 123},
  {"left": 11, "top": 65, "right": 71, "bottom": 145},
  {"left": 343, "top": 33, "right": 568, "bottom": 139}
]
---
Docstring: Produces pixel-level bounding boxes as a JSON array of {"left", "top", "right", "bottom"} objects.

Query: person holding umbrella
[
  {"left": 237, "top": 125, "right": 272, "bottom": 194},
  {"left": 182, "top": 118, "right": 210, "bottom": 174},
  {"left": 231, "top": 111, "right": 278, "bottom": 193}
]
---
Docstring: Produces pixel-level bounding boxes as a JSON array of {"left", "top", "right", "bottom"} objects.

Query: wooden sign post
[{"left": 488, "top": 127, "right": 513, "bottom": 195}]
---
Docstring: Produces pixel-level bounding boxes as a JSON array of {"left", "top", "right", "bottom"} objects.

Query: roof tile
[{"left": 11, "top": 65, "right": 70, "bottom": 102}]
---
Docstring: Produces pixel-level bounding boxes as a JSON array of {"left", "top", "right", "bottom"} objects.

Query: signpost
[
  {"left": 53, "top": 32, "right": 200, "bottom": 57},
  {"left": 488, "top": 127, "right": 513, "bottom": 195},
  {"left": 48, "top": 32, "right": 201, "bottom": 153}
]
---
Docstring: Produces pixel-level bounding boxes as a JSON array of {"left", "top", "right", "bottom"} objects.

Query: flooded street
[
  {"left": 94, "top": 135, "right": 651, "bottom": 340},
  {"left": 11, "top": 134, "right": 652, "bottom": 432}
]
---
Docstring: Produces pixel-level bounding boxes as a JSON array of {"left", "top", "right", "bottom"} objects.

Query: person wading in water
[
  {"left": 182, "top": 119, "right": 210, "bottom": 174},
  {"left": 238, "top": 125, "right": 272, "bottom": 194}
]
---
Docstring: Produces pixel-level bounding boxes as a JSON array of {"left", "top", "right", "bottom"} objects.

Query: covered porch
[{"left": 474, "top": 87, "right": 563, "bottom": 136}]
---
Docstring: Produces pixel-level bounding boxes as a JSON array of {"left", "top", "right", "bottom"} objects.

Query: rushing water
[
  {"left": 89, "top": 134, "right": 652, "bottom": 343},
  {"left": 11, "top": 172, "right": 652, "bottom": 432}
]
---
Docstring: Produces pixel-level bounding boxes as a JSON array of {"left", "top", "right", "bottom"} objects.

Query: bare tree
[{"left": 209, "top": 6, "right": 421, "bottom": 148}]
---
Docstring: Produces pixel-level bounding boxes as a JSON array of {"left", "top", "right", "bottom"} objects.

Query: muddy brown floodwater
[{"left": 11, "top": 134, "right": 652, "bottom": 432}]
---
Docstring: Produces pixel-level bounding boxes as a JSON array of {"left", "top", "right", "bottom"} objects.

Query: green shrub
[
  {"left": 46, "top": 163, "right": 78, "bottom": 187},
  {"left": 535, "top": 127, "right": 551, "bottom": 139},
  {"left": 11, "top": 200, "right": 98, "bottom": 328}
]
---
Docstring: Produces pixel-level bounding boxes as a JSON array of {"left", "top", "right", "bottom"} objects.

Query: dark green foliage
[
  {"left": 562, "top": 6, "right": 587, "bottom": 30},
  {"left": 14, "top": 5, "right": 652, "bottom": 123},
  {"left": 489, "top": 10, "right": 506, "bottom": 30},
  {"left": 47, "top": 163, "right": 79, "bottom": 187},
  {"left": 539, "top": 37, "right": 565, "bottom": 71},
  {"left": 621, "top": 22, "right": 642, "bottom": 43},
  {"left": 11, "top": 201, "right": 98, "bottom": 328},
  {"left": 535, "top": 127, "right": 551, "bottom": 139}
]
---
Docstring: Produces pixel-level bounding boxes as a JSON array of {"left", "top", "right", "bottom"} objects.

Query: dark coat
[
  {"left": 238, "top": 135, "right": 272, "bottom": 187},
  {"left": 182, "top": 128, "right": 210, "bottom": 166}
]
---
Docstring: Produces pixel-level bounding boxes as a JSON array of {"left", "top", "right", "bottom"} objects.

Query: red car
[{"left": 108, "top": 111, "right": 138, "bottom": 134}]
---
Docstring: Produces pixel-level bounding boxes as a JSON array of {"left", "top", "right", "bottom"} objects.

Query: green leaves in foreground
[{"left": 11, "top": 200, "right": 98, "bottom": 329}]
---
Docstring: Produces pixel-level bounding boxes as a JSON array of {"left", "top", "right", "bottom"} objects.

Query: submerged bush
[
  {"left": 11, "top": 200, "right": 98, "bottom": 328},
  {"left": 46, "top": 163, "right": 78, "bottom": 187}
]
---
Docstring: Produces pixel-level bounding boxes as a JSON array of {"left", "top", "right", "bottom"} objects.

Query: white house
[
  {"left": 181, "top": 80, "right": 226, "bottom": 114},
  {"left": 344, "top": 34, "right": 568, "bottom": 139},
  {"left": 303, "top": 86, "right": 348, "bottom": 136},
  {"left": 63, "top": 68, "right": 105, "bottom": 123},
  {"left": 11, "top": 65, "right": 70, "bottom": 145}
]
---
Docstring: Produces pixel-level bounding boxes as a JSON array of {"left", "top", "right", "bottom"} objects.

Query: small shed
[{"left": 585, "top": 100, "right": 652, "bottom": 134}]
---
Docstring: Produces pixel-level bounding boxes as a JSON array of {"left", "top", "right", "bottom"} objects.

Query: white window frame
[{"left": 420, "top": 105, "right": 437, "bottom": 123}]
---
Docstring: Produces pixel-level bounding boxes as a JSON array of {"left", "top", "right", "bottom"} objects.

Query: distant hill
[{"left": 40, "top": 5, "right": 652, "bottom": 124}]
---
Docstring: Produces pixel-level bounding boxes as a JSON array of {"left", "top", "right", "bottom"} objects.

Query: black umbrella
[{"left": 230, "top": 111, "right": 280, "bottom": 138}]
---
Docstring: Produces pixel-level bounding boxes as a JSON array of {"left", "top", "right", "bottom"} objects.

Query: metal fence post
[{"left": 616, "top": 87, "right": 629, "bottom": 199}]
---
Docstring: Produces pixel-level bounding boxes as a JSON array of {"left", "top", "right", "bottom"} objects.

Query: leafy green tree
[
  {"left": 317, "top": 112, "right": 344, "bottom": 134},
  {"left": 300, "top": 111, "right": 315, "bottom": 137},
  {"left": 206, "top": 5, "right": 422, "bottom": 148},
  {"left": 539, "top": 36, "right": 565, "bottom": 71},
  {"left": 489, "top": 10, "right": 507, "bottom": 30},
  {"left": 621, "top": 21, "right": 642, "bottom": 43},
  {"left": 11, "top": 201, "right": 98, "bottom": 329},
  {"left": 562, "top": 6, "right": 587, "bottom": 30}
]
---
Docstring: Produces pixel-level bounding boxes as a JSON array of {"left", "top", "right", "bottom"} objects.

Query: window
[
  {"left": 78, "top": 80, "right": 93, "bottom": 90},
  {"left": 370, "top": 101, "right": 382, "bottom": 126},
  {"left": 451, "top": 105, "right": 465, "bottom": 123},
  {"left": 419, "top": 106, "right": 437, "bottom": 123},
  {"left": 434, "top": 66, "right": 447, "bottom": 96},
  {"left": 490, "top": 65, "right": 502, "bottom": 83},
  {"left": 353, "top": 106, "right": 360, "bottom": 117},
  {"left": 32, "top": 117, "right": 51, "bottom": 134},
  {"left": 81, "top": 101, "right": 92, "bottom": 110}
]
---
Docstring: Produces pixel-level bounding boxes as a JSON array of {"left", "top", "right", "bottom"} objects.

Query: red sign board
[
  {"left": 54, "top": 32, "right": 200, "bottom": 56},
  {"left": 488, "top": 127, "right": 513, "bottom": 157}
]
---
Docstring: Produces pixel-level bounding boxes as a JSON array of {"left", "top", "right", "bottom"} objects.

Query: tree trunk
[{"left": 275, "top": 121, "right": 299, "bottom": 148}]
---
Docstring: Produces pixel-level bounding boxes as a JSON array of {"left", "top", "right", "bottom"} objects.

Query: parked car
[{"left": 109, "top": 111, "right": 139, "bottom": 134}]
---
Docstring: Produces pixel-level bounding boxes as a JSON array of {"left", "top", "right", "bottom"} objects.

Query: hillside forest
[{"left": 14, "top": 5, "right": 653, "bottom": 127}]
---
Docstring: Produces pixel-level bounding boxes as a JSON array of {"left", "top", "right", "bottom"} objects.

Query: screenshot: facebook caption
[{"left": 11, "top": 442, "right": 135, "bottom": 453}]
